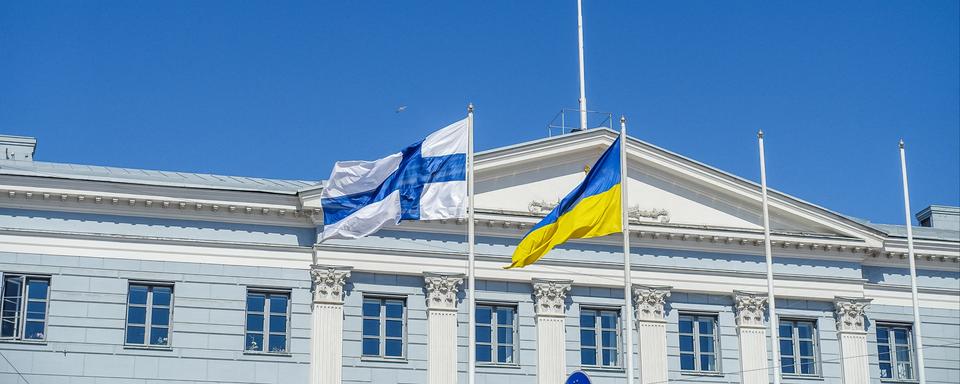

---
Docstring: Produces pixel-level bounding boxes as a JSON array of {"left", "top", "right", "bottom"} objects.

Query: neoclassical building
[{"left": 0, "top": 130, "right": 957, "bottom": 384}]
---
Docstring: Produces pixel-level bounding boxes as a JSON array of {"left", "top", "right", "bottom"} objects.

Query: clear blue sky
[{"left": 1, "top": 1, "right": 957, "bottom": 225}]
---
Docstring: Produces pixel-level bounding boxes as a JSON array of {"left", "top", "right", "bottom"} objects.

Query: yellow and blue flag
[{"left": 506, "top": 135, "right": 623, "bottom": 269}]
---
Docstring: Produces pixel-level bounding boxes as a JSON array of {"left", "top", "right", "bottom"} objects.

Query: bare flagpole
[
  {"left": 467, "top": 103, "right": 477, "bottom": 384},
  {"left": 577, "top": 0, "right": 588, "bottom": 130},
  {"left": 620, "top": 116, "right": 635, "bottom": 384},
  {"left": 899, "top": 139, "right": 927, "bottom": 384},
  {"left": 758, "top": 130, "right": 781, "bottom": 384}
]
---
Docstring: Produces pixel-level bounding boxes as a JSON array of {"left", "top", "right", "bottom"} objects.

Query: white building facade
[{"left": 0, "top": 130, "right": 957, "bottom": 383}]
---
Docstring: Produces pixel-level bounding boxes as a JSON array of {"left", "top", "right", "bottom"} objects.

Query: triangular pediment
[{"left": 475, "top": 129, "right": 882, "bottom": 243}]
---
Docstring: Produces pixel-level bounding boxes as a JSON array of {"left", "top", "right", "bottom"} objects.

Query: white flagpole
[
  {"left": 899, "top": 139, "right": 926, "bottom": 384},
  {"left": 620, "top": 116, "right": 635, "bottom": 384},
  {"left": 577, "top": 0, "right": 588, "bottom": 130},
  {"left": 467, "top": 103, "right": 477, "bottom": 384},
  {"left": 758, "top": 130, "right": 781, "bottom": 384}
]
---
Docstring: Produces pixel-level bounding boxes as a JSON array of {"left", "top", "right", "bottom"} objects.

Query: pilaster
[
  {"left": 309, "top": 265, "right": 351, "bottom": 384},
  {"left": 834, "top": 297, "right": 872, "bottom": 384},
  {"left": 734, "top": 290, "right": 770, "bottom": 384},
  {"left": 633, "top": 285, "right": 671, "bottom": 384},
  {"left": 424, "top": 272, "right": 464, "bottom": 384},
  {"left": 532, "top": 279, "right": 572, "bottom": 384}
]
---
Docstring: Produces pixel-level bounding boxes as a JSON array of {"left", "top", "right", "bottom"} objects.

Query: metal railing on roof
[{"left": 546, "top": 108, "right": 615, "bottom": 137}]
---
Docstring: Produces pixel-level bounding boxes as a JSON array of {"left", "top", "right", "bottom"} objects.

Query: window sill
[
  {"left": 880, "top": 380, "right": 919, "bottom": 383},
  {"left": 477, "top": 363, "right": 522, "bottom": 369},
  {"left": 360, "top": 356, "right": 407, "bottom": 363},
  {"left": 680, "top": 371, "right": 724, "bottom": 377},
  {"left": 243, "top": 351, "right": 293, "bottom": 357},
  {"left": 782, "top": 374, "right": 824, "bottom": 381},
  {"left": 123, "top": 345, "right": 173, "bottom": 351},
  {"left": 581, "top": 366, "right": 625, "bottom": 373},
  {"left": 0, "top": 339, "right": 46, "bottom": 345}
]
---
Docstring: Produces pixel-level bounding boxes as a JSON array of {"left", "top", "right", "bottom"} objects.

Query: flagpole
[
  {"left": 467, "top": 103, "right": 477, "bottom": 384},
  {"left": 758, "top": 130, "right": 781, "bottom": 384},
  {"left": 620, "top": 116, "right": 635, "bottom": 384},
  {"left": 576, "top": 0, "right": 588, "bottom": 130},
  {"left": 899, "top": 139, "right": 926, "bottom": 384}
]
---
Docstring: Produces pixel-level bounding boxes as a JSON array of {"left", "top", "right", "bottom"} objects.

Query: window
[
  {"left": 679, "top": 314, "right": 720, "bottom": 372},
  {"left": 0, "top": 274, "right": 49, "bottom": 341},
  {"left": 580, "top": 308, "right": 620, "bottom": 367},
  {"left": 362, "top": 297, "right": 405, "bottom": 358},
  {"left": 476, "top": 304, "right": 516, "bottom": 364},
  {"left": 877, "top": 324, "right": 916, "bottom": 380},
  {"left": 125, "top": 283, "right": 173, "bottom": 347},
  {"left": 245, "top": 289, "right": 290, "bottom": 353},
  {"left": 779, "top": 319, "right": 819, "bottom": 376}
]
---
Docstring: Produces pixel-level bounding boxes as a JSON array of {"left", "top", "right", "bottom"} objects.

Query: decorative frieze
[
  {"left": 423, "top": 273, "right": 464, "bottom": 311},
  {"left": 310, "top": 265, "right": 351, "bottom": 304},
  {"left": 632, "top": 285, "right": 671, "bottom": 322},
  {"left": 834, "top": 297, "right": 872, "bottom": 333},
  {"left": 532, "top": 279, "right": 572, "bottom": 317},
  {"left": 733, "top": 291, "right": 768, "bottom": 327}
]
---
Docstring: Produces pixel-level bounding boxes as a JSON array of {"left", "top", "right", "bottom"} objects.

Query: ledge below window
[
  {"left": 680, "top": 371, "right": 725, "bottom": 377},
  {"left": 580, "top": 366, "right": 625, "bottom": 374},
  {"left": 360, "top": 356, "right": 408, "bottom": 364},
  {"left": 123, "top": 345, "right": 173, "bottom": 351},
  {"left": 243, "top": 351, "right": 293, "bottom": 357}
]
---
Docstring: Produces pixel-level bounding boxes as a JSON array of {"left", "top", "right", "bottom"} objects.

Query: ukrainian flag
[{"left": 506, "top": 135, "right": 623, "bottom": 269}]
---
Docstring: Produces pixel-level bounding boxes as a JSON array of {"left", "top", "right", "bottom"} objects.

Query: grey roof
[
  {"left": 844, "top": 216, "right": 960, "bottom": 242},
  {"left": 0, "top": 159, "right": 319, "bottom": 194}
]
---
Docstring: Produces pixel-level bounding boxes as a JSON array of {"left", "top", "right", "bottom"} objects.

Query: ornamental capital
[
  {"left": 532, "top": 279, "right": 572, "bottom": 317},
  {"left": 834, "top": 297, "right": 872, "bottom": 332},
  {"left": 310, "top": 264, "right": 351, "bottom": 304},
  {"left": 733, "top": 290, "right": 768, "bottom": 327},
  {"left": 632, "top": 285, "right": 671, "bottom": 322},
  {"left": 424, "top": 273, "right": 464, "bottom": 311}
]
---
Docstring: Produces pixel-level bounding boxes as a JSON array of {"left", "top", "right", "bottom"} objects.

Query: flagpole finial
[
  {"left": 899, "top": 138, "right": 904, "bottom": 149},
  {"left": 620, "top": 115, "right": 626, "bottom": 124},
  {"left": 468, "top": 103, "right": 474, "bottom": 113},
  {"left": 758, "top": 130, "right": 764, "bottom": 139}
]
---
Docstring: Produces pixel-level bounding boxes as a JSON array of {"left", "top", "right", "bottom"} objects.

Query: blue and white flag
[{"left": 319, "top": 118, "right": 468, "bottom": 241}]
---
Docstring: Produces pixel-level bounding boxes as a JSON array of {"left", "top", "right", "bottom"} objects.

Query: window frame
[
  {"left": 361, "top": 294, "right": 408, "bottom": 360},
  {"left": 0, "top": 273, "right": 51, "bottom": 343},
  {"left": 579, "top": 306, "right": 622, "bottom": 369},
  {"left": 123, "top": 281, "right": 174, "bottom": 348},
  {"left": 678, "top": 313, "right": 721, "bottom": 373},
  {"left": 244, "top": 287, "right": 292, "bottom": 355},
  {"left": 778, "top": 318, "right": 821, "bottom": 377},
  {"left": 876, "top": 322, "right": 918, "bottom": 382},
  {"left": 475, "top": 303, "right": 519, "bottom": 366}
]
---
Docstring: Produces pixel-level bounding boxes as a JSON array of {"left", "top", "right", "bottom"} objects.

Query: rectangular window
[
  {"left": 580, "top": 308, "right": 620, "bottom": 367},
  {"left": 678, "top": 314, "right": 720, "bottom": 372},
  {"left": 779, "top": 319, "right": 819, "bottom": 376},
  {"left": 125, "top": 283, "right": 173, "bottom": 347},
  {"left": 245, "top": 289, "right": 290, "bottom": 353},
  {"left": 0, "top": 274, "right": 49, "bottom": 341},
  {"left": 362, "top": 296, "right": 405, "bottom": 358},
  {"left": 476, "top": 304, "right": 517, "bottom": 364},
  {"left": 877, "top": 324, "right": 915, "bottom": 380}
]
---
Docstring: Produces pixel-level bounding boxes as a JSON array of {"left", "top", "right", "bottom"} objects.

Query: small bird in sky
[{"left": 395, "top": 105, "right": 407, "bottom": 113}]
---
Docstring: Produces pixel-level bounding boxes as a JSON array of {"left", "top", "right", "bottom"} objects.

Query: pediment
[{"left": 475, "top": 129, "right": 881, "bottom": 243}]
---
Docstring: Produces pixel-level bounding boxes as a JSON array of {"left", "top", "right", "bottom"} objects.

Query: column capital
[
  {"left": 632, "top": 285, "right": 671, "bottom": 322},
  {"left": 532, "top": 279, "right": 572, "bottom": 317},
  {"left": 834, "top": 296, "right": 872, "bottom": 333},
  {"left": 733, "top": 290, "right": 768, "bottom": 328},
  {"left": 310, "top": 264, "right": 352, "bottom": 304},
  {"left": 424, "top": 272, "right": 464, "bottom": 311}
]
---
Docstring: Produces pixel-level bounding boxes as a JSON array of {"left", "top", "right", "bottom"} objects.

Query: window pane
[
  {"left": 879, "top": 362, "right": 892, "bottom": 379},
  {"left": 268, "top": 334, "right": 287, "bottom": 353},
  {"left": 150, "top": 327, "right": 168, "bottom": 345},
  {"left": 23, "top": 321, "right": 44, "bottom": 340},
  {"left": 797, "top": 323, "right": 813, "bottom": 339},
  {"left": 799, "top": 340, "right": 814, "bottom": 357},
  {"left": 27, "top": 280, "right": 48, "bottom": 300},
  {"left": 476, "top": 306, "right": 492, "bottom": 324},
  {"left": 127, "top": 326, "right": 145, "bottom": 344},
  {"left": 581, "top": 348, "right": 596, "bottom": 365},
  {"left": 896, "top": 346, "right": 911, "bottom": 362},
  {"left": 699, "top": 336, "right": 715, "bottom": 353},
  {"left": 680, "top": 353, "right": 695, "bottom": 370},
  {"left": 898, "top": 363, "right": 914, "bottom": 380},
  {"left": 602, "top": 348, "right": 616, "bottom": 366},
  {"left": 128, "top": 306, "right": 146, "bottom": 325},
  {"left": 781, "top": 357, "right": 795, "bottom": 374},
  {"left": 600, "top": 312, "right": 617, "bottom": 328},
  {"left": 496, "top": 308, "right": 513, "bottom": 325},
  {"left": 679, "top": 317, "right": 693, "bottom": 333},
  {"left": 269, "top": 295, "right": 288, "bottom": 314},
  {"left": 385, "top": 300, "right": 403, "bottom": 319},
  {"left": 477, "top": 325, "right": 491, "bottom": 343},
  {"left": 779, "top": 323, "right": 792, "bottom": 336},
  {"left": 246, "top": 314, "right": 264, "bottom": 332},
  {"left": 246, "top": 333, "right": 264, "bottom": 351},
  {"left": 800, "top": 358, "right": 816, "bottom": 375},
  {"left": 152, "top": 287, "right": 171, "bottom": 306},
  {"left": 580, "top": 329, "right": 596, "bottom": 347},
  {"left": 385, "top": 339, "right": 403, "bottom": 357},
  {"left": 128, "top": 286, "right": 148, "bottom": 305},
  {"left": 363, "top": 319, "right": 380, "bottom": 336},
  {"left": 698, "top": 318, "right": 714, "bottom": 335},
  {"left": 497, "top": 346, "right": 513, "bottom": 363},
  {"left": 580, "top": 312, "right": 595, "bottom": 328},
  {"left": 385, "top": 320, "right": 402, "bottom": 338},
  {"left": 878, "top": 345, "right": 891, "bottom": 362},
  {"left": 476, "top": 344, "right": 492, "bottom": 362},
  {"left": 700, "top": 354, "right": 716, "bottom": 372},
  {"left": 269, "top": 315, "right": 287, "bottom": 333},
  {"left": 601, "top": 331, "right": 616, "bottom": 348},
  {"left": 498, "top": 327, "right": 513, "bottom": 345},
  {"left": 362, "top": 300, "right": 380, "bottom": 317},
  {"left": 894, "top": 329, "right": 909, "bottom": 345},
  {"left": 247, "top": 294, "right": 265, "bottom": 312},
  {"left": 151, "top": 308, "right": 169, "bottom": 326},
  {"left": 26, "top": 301, "right": 46, "bottom": 320},
  {"left": 876, "top": 327, "right": 889, "bottom": 343},
  {"left": 1, "top": 318, "right": 16, "bottom": 338},
  {"left": 362, "top": 337, "right": 379, "bottom": 355},
  {"left": 779, "top": 339, "right": 794, "bottom": 356},
  {"left": 679, "top": 335, "right": 694, "bottom": 352}
]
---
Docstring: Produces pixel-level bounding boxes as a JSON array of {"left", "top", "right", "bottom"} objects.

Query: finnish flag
[{"left": 319, "top": 119, "right": 468, "bottom": 241}]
